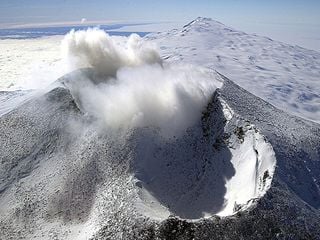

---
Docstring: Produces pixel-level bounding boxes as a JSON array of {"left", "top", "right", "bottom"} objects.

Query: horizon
[
  {"left": 1, "top": 0, "right": 319, "bottom": 26},
  {"left": 0, "top": 1, "right": 319, "bottom": 51}
]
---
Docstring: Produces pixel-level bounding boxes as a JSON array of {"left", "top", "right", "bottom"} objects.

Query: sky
[{"left": 0, "top": 0, "right": 319, "bottom": 50}]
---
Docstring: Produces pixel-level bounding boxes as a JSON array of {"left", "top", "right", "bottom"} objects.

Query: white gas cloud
[
  {"left": 61, "top": 28, "right": 162, "bottom": 77},
  {"left": 61, "top": 28, "right": 221, "bottom": 136}
]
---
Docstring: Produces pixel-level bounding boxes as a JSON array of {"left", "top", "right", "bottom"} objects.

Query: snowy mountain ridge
[{"left": 149, "top": 17, "right": 320, "bottom": 123}]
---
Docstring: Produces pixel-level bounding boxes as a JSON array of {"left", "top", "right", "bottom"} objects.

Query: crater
[
  {"left": 59, "top": 68, "right": 276, "bottom": 220},
  {"left": 131, "top": 94, "right": 276, "bottom": 220}
]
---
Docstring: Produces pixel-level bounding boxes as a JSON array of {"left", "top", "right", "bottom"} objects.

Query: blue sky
[
  {"left": 0, "top": 0, "right": 319, "bottom": 25},
  {"left": 0, "top": 0, "right": 319, "bottom": 50}
]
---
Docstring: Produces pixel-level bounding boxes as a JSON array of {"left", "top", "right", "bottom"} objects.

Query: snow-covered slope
[
  {"left": 148, "top": 17, "right": 320, "bottom": 123},
  {"left": 0, "top": 70, "right": 275, "bottom": 238},
  {"left": 0, "top": 69, "right": 319, "bottom": 239}
]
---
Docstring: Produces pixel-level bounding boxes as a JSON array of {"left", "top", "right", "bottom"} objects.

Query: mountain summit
[{"left": 149, "top": 17, "right": 320, "bottom": 123}]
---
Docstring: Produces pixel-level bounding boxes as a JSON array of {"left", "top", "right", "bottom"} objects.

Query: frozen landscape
[{"left": 0, "top": 17, "right": 319, "bottom": 239}]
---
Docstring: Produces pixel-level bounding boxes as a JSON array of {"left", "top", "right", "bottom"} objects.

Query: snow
[
  {"left": 133, "top": 100, "right": 276, "bottom": 219},
  {"left": 219, "top": 123, "right": 276, "bottom": 216},
  {"left": 0, "top": 90, "right": 36, "bottom": 117},
  {"left": 0, "top": 36, "right": 65, "bottom": 90},
  {"left": 148, "top": 17, "right": 320, "bottom": 123}
]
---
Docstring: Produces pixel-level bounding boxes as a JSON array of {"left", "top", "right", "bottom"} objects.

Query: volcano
[{"left": 0, "top": 18, "right": 319, "bottom": 240}]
